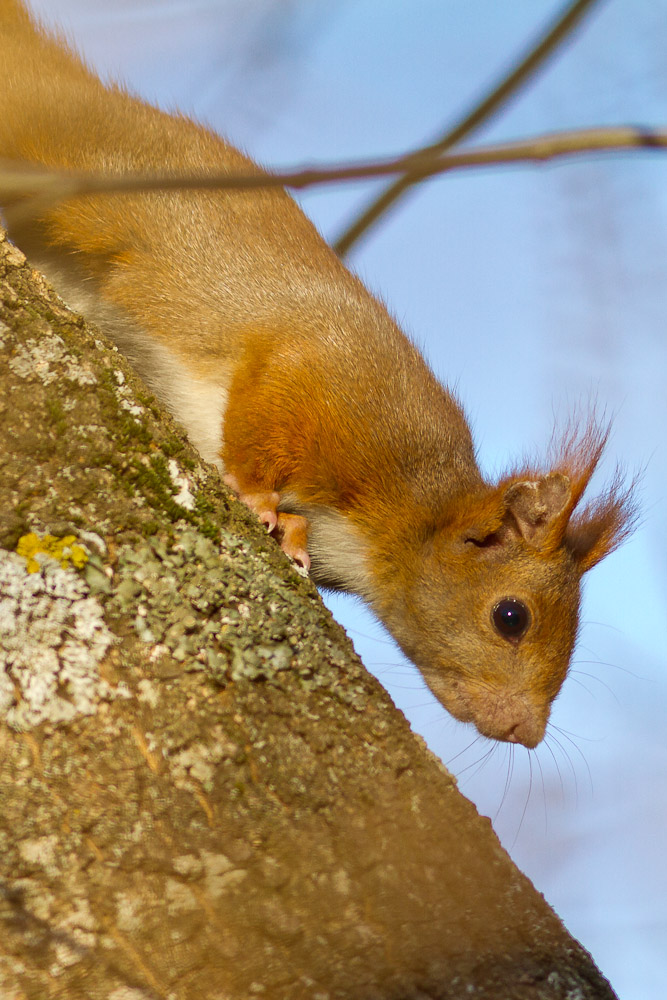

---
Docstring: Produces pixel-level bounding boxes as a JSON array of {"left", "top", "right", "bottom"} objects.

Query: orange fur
[{"left": 0, "top": 0, "right": 637, "bottom": 747}]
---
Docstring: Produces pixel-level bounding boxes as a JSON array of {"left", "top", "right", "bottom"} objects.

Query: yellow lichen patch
[{"left": 16, "top": 532, "right": 88, "bottom": 574}]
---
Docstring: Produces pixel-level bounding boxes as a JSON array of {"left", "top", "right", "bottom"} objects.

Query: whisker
[
  {"left": 462, "top": 746, "right": 497, "bottom": 784},
  {"left": 578, "top": 619, "right": 625, "bottom": 634},
  {"left": 455, "top": 744, "right": 496, "bottom": 782},
  {"left": 369, "top": 662, "right": 422, "bottom": 678},
  {"left": 533, "top": 748, "right": 548, "bottom": 833},
  {"left": 510, "top": 751, "right": 533, "bottom": 849},
  {"left": 543, "top": 734, "right": 566, "bottom": 803},
  {"left": 570, "top": 669, "right": 620, "bottom": 703},
  {"left": 550, "top": 721, "right": 602, "bottom": 744},
  {"left": 504, "top": 744, "right": 516, "bottom": 806},
  {"left": 550, "top": 725, "right": 594, "bottom": 796},
  {"left": 379, "top": 683, "right": 436, "bottom": 697},
  {"left": 548, "top": 732, "right": 579, "bottom": 805},
  {"left": 493, "top": 743, "right": 514, "bottom": 821},
  {"left": 573, "top": 657, "right": 645, "bottom": 681},
  {"left": 421, "top": 711, "right": 461, "bottom": 730},
  {"left": 345, "top": 627, "right": 396, "bottom": 646},
  {"left": 567, "top": 675, "right": 596, "bottom": 699},
  {"left": 445, "top": 734, "right": 485, "bottom": 769}
]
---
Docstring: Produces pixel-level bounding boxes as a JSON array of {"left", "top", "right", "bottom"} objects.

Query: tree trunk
[{"left": 0, "top": 232, "right": 618, "bottom": 1000}]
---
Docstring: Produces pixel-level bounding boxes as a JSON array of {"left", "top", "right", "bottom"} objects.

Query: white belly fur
[{"left": 279, "top": 493, "right": 372, "bottom": 596}]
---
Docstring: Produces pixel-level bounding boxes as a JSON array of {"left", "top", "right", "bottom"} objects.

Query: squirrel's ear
[
  {"left": 464, "top": 423, "right": 639, "bottom": 565},
  {"left": 459, "top": 473, "right": 572, "bottom": 551},
  {"left": 501, "top": 473, "right": 572, "bottom": 550}
]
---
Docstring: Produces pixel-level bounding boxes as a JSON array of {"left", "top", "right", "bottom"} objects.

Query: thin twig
[
  {"left": 332, "top": 0, "right": 603, "bottom": 257},
  {"left": 2, "top": 125, "right": 666, "bottom": 226},
  {"left": 401, "top": 125, "right": 667, "bottom": 174}
]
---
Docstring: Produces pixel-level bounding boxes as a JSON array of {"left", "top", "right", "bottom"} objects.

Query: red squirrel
[{"left": 0, "top": 0, "right": 635, "bottom": 748}]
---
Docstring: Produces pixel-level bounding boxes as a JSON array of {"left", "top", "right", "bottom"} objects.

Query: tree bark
[{"left": 0, "top": 232, "right": 618, "bottom": 1000}]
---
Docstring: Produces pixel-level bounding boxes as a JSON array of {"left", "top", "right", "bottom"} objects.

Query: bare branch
[
  {"left": 2, "top": 125, "right": 666, "bottom": 228},
  {"left": 404, "top": 125, "right": 667, "bottom": 173},
  {"left": 332, "top": 0, "right": 603, "bottom": 256}
]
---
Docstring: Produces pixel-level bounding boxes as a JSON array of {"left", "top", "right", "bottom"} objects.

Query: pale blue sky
[{"left": 26, "top": 1, "right": 667, "bottom": 995}]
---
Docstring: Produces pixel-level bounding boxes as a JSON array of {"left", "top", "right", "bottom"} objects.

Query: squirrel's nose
[
  {"left": 474, "top": 692, "right": 549, "bottom": 749},
  {"left": 500, "top": 714, "right": 546, "bottom": 749}
]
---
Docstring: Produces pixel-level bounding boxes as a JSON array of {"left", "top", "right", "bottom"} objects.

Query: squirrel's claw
[
  {"left": 223, "top": 475, "right": 310, "bottom": 570},
  {"left": 275, "top": 512, "right": 311, "bottom": 571}
]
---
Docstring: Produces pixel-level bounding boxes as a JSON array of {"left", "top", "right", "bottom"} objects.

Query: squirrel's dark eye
[{"left": 492, "top": 598, "right": 530, "bottom": 641}]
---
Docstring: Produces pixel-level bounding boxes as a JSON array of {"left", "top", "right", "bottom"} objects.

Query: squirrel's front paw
[
  {"left": 273, "top": 512, "right": 310, "bottom": 571},
  {"left": 223, "top": 475, "right": 310, "bottom": 571}
]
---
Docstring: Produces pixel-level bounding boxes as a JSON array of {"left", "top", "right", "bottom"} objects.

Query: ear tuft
[
  {"left": 497, "top": 416, "right": 639, "bottom": 567},
  {"left": 565, "top": 468, "right": 640, "bottom": 571},
  {"left": 452, "top": 416, "right": 638, "bottom": 569}
]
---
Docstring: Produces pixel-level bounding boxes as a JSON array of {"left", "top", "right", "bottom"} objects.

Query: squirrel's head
[{"left": 380, "top": 422, "right": 638, "bottom": 748}]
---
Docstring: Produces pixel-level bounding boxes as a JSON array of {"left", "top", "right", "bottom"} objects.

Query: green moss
[
  {"left": 119, "top": 456, "right": 220, "bottom": 541},
  {"left": 116, "top": 414, "right": 152, "bottom": 449},
  {"left": 134, "top": 388, "right": 161, "bottom": 411},
  {"left": 140, "top": 520, "right": 161, "bottom": 537},
  {"left": 45, "top": 395, "right": 67, "bottom": 436},
  {"left": 198, "top": 518, "right": 219, "bottom": 541},
  {"left": 194, "top": 494, "right": 215, "bottom": 516},
  {"left": 96, "top": 366, "right": 152, "bottom": 450},
  {"left": 149, "top": 453, "right": 176, "bottom": 489},
  {"left": 160, "top": 435, "right": 191, "bottom": 462}
]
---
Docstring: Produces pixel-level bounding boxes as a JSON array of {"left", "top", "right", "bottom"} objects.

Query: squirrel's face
[
  {"left": 375, "top": 458, "right": 634, "bottom": 748},
  {"left": 382, "top": 537, "right": 582, "bottom": 748}
]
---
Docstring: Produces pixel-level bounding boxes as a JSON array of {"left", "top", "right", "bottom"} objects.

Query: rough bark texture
[{"left": 0, "top": 231, "right": 618, "bottom": 1000}]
